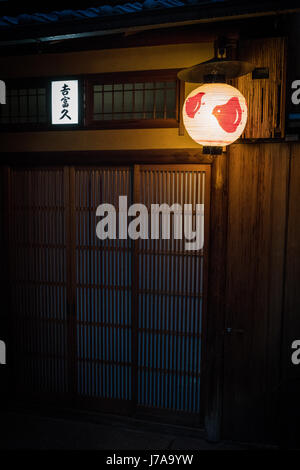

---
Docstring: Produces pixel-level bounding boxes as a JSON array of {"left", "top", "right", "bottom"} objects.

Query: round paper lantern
[{"left": 183, "top": 83, "right": 247, "bottom": 147}]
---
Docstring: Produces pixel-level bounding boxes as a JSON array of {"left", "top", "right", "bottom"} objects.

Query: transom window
[
  {"left": 85, "top": 70, "right": 180, "bottom": 129},
  {"left": 92, "top": 81, "right": 176, "bottom": 121},
  {"left": 0, "top": 70, "right": 181, "bottom": 130},
  {"left": 0, "top": 86, "right": 47, "bottom": 124}
]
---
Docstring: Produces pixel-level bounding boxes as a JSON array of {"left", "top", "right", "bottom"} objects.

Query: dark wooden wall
[
  {"left": 215, "top": 35, "right": 299, "bottom": 447},
  {"left": 0, "top": 167, "right": 10, "bottom": 400},
  {"left": 219, "top": 142, "right": 300, "bottom": 447},
  {"left": 280, "top": 144, "right": 300, "bottom": 448}
]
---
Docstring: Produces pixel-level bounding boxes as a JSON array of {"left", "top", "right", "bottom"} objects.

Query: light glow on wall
[
  {"left": 51, "top": 80, "right": 79, "bottom": 125},
  {"left": 183, "top": 83, "right": 247, "bottom": 147}
]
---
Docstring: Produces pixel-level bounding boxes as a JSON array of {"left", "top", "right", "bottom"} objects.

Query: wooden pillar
[{"left": 204, "top": 150, "right": 228, "bottom": 441}]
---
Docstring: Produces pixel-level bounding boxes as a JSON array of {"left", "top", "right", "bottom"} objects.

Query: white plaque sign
[{"left": 51, "top": 80, "right": 79, "bottom": 125}]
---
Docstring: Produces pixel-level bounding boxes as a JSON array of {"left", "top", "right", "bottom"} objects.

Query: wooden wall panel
[
  {"left": 222, "top": 143, "right": 290, "bottom": 443},
  {"left": 232, "top": 37, "right": 286, "bottom": 139},
  {"left": 280, "top": 143, "right": 300, "bottom": 448},
  {"left": 0, "top": 167, "right": 9, "bottom": 399}
]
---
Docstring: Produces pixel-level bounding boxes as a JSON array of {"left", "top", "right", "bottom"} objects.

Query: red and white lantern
[{"left": 183, "top": 83, "right": 247, "bottom": 147}]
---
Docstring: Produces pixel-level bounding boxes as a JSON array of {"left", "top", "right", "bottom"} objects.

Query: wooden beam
[{"left": 0, "top": 150, "right": 214, "bottom": 166}]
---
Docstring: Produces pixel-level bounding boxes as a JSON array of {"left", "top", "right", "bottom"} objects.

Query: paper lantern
[{"left": 183, "top": 83, "right": 247, "bottom": 147}]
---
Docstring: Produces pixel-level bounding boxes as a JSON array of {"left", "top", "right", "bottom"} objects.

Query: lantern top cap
[{"left": 177, "top": 57, "right": 255, "bottom": 83}]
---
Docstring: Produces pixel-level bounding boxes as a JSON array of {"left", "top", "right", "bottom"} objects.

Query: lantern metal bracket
[
  {"left": 177, "top": 57, "right": 255, "bottom": 83},
  {"left": 177, "top": 36, "right": 254, "bottom": 84},
  {"left": 202, "top": 146, "right": 223, "bottom": 155}
]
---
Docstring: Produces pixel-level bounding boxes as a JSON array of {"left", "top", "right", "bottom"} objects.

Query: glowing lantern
[{"left": 183, "top": 83, "right": 247, "bottom": 148}]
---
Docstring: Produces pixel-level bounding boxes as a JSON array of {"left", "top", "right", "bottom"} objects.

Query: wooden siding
[
  {"left": 232, "top": 37, "right": 286, "bottom": 139},
  {"left": 280, "top": 144, "right": 300, "bottom": 448},
  {"left": 221, "top": 143, "right": 292, "bottom": 445},
  {"left": 0, "top": 168, "right": 10, "bottom": 396}
]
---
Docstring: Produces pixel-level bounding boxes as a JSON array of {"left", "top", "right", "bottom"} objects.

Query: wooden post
[{"left": 204, "top": 150, "right": 228, "bottom": 441}]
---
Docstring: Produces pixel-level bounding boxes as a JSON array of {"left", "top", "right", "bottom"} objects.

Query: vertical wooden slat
[
  {"left": 131, "top": 164, "right": 140, "bottom": 410},
  {"left": 178, "top": 79, "right": 185, "bottom": 136},
  {"left": 1, "top": 167, "right": 12, "bottom": 398},
  {"left": 65, "top": 166, "right": 77, "bottom": 401}
]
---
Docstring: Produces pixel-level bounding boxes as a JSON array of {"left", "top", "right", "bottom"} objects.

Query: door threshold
[{"left": 5, "top": 400, "right": 207, "bottom": 441}]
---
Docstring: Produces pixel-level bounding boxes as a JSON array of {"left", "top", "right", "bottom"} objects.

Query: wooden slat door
[
  {"left": 133, "top": 165, "right": 210, "bottom": 424},
  {"left": 7, "top": 163, "right": 210, "bottom": 423},
  {"left": 73, "top": 167, "right": 133, "bottom": 412},
  {"left": 8, "top": 168, "right": 69, "bottom": 400}
]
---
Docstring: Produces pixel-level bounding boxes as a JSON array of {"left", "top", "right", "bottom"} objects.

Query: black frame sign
[{"left": 50, "top": 78, "right": 82, "bottom": 128}]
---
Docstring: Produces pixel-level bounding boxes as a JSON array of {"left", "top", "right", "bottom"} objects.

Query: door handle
[{"left": 224, "top": 327, "right": 245, "bottom": 334}]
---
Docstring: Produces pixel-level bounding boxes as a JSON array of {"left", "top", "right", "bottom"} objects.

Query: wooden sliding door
[{"left": 7, "top": 163, "right": 210, "bottom": 424}]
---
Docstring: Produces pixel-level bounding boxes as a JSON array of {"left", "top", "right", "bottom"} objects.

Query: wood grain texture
[
  {"left": 232, "top": 37, "right": 286, "bottom": 139},
  {"left": 222, "top": 143, "right": 290, "bottom": 444},
  {"left": 204, "top": 152, "right": 228, "bottom": 441},
  {"left": 280, "top": 143, "right": 300, "bottom": 448},
  {"left": 0, "top": 167, "right": 10, "bottom": 399}
]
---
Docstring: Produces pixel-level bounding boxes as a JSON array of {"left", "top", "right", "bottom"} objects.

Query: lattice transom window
[
  {"left": 93, "top": 81, "right": 177, "bottom": 121},
  {"left": 0, "top": 71, "right": 181, "bottom": 129},
  {"left": 0, "top": 87, "right": 47, "bottom": 124}
]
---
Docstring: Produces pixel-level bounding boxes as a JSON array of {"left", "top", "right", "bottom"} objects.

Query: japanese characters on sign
[{"left": 51, "top": 80, "right": 79, "bottom": 125}]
